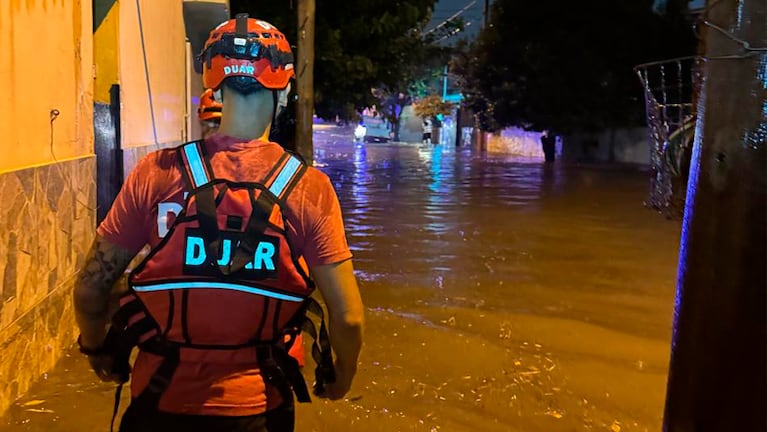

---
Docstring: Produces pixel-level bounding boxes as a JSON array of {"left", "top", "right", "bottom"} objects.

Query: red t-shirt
[{"left": 97, "top": 134, "right": 352, "bottom": 416}]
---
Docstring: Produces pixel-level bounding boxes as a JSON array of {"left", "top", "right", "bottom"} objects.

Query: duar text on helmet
[{"left": 200, "top": 13, "right": 295, "bottom": 91}]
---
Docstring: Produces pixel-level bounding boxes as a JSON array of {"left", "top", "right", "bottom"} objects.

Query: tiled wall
[{"left": 0, "top": 157, "right": 96, "bottom": 414}]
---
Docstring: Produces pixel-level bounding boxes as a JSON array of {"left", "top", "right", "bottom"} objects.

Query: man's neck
[
  {"left": 217, "top": 87, "right": 273, "bottom": 142},
  {"left": 217, "top": 123, "right": 270, "bottom": 142}
]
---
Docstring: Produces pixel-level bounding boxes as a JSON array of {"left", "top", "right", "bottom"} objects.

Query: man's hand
[
  {"left": 85, "top": 352, "right": 128, "bottom": 383},
  {"left": 311, "top": 259, "right": 364, "bottom": 401},
  {"left": 317, "top": 361, "right": 357, "bottom": 401}
]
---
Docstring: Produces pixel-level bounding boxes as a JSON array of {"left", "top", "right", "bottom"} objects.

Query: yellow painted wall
[
  {"left": 0, "top": 0, "right": 94, "bottom": 173},
  {"left": 0, "top": 0, "right": 95, "bottom": 415},
  {"left": 119, "top": 0, "right": 187, "bottom": 149}
]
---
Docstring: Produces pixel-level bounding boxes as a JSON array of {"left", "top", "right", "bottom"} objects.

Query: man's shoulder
[
  {"left": 283, "top": 161, "right": 335, "bottom": 209},
  {"left": 131, "top": 146, "right": 180, "bottom": 173},
  {"left": 122, "top": 146, "right": 182, "bottom": 201},
  {"left": 298, "top": 163, "right": 331, "bottom": 188}
]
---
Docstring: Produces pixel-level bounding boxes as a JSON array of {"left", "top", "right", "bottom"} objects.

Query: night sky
[
  {"left": 427, "top": 0, "right": 705, "bottom": 45},
  {"left": 426, "top": 0, "right": 490, "bottom": 45}
]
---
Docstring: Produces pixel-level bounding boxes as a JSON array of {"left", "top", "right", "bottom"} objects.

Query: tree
[
  {"left": 229, "top": 0, "right": 442, "bottom": 120},
  {"left": 452, "top": 0, "right": 697, "bottom": 134},
  {"left": 413, "top": 94, "right": 455, "bottom": 120}
]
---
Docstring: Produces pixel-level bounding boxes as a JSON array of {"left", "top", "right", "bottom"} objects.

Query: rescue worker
[
  {"left": 73, "top": 14, "right": 364, "bottom": 432},
  {"left": 198, "top": 88, "right": 223, "bottom": 139},
  {"left": 198, "top": 86, "right": 306, "bottom": 366}
]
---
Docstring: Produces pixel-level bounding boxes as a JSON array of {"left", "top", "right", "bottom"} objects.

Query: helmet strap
[
  {"left": 235, "top": 13, "right": 249, "bottom": 38},
  {"left": 271, "top": 90, "right": 280, "bottom": 134}
]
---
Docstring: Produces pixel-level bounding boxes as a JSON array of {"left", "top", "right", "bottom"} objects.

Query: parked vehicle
[{"left": 360, "top": 115, "right": 391, "bottom": 143}]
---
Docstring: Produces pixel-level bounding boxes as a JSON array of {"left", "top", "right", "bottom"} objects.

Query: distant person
[
  {"left": 354, "top": 120, "right": 367, "bottom": 142},
  {"left": 541, "top": 130, "right": 556, "bottom": 162},
  {"left": 422, "top": 118, "right": 433, "bottom": 144}
]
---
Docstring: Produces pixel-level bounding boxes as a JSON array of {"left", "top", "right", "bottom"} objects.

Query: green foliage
[
  {"left": 452, "top": 0, "right": 698, "bottom": 133},
  {"left": 413, "top": 94, "right": 455, "bottom": 119},
  {"left": 230, "top": 0, "right": 442, "bottom": 120}
]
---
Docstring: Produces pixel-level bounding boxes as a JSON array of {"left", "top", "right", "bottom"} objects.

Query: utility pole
[
  {"left": 474, "top": 0, "right": 490, "bottom": 152},
  {"left": 663, "top": 0, "right": 766, "bottom": 431},
  {"left": 295, "top": 0, "right": 315, "bottom": 164}
]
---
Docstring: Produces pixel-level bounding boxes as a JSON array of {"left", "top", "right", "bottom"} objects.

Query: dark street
[{"left": 2, "top": 127, "right": 681, "bottom": 431}]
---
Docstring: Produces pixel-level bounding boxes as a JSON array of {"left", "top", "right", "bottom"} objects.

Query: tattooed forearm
[{"left": 74, "top": 236, "right": 135, "bottom": 321}]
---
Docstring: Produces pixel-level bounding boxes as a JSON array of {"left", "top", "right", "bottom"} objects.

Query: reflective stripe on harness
[
  {"left": 181, "top": 142, "right": 211, "bottom": 188},
  {"left": 269, "top": 155, "right": 302, "bottom": 198},
  {"left": 110, "top": 145, "right": 324, "bottom": 426},
  {"left": 132, "top": 281, "right": 304, "bottom": 302}
]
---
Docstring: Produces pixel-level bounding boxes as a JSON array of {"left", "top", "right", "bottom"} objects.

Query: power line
[
  {"left": 433, "top": 21, "right": 474, "bottom": 43},
  {"left": 424, "top": 0, "right": 477, "bottom": 36}
]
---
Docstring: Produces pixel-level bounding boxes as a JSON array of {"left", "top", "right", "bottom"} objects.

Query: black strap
[
  {"left": 300, "top": 316, "right": 335, "bottom": 395},
  {"left": 181, "top": 289, "right": 192, "bottom": 343},
  {"left": 291, "top": 298, "right": 336, "bottom": 395},
  {"left": 195, "top": 150, "right": 308, "bottom": 276},
  {"left": 110, "top": 383, "right": 124, "bottom": 432},
  {"left": 257, "top": 345, "right": 312, "bottom": 403},
  {"left": 111, "top": 298, "right": 143, "bottom": 330},
  {"left": 235, "top": 13, "right": 249, "bottom": 38},
  {"left": 176, "top": 147, "right": 194, "bottom": 190},
  {"left": 271, "top": 91, "right": 280, "bottom": 136},
  {"left": 121, "top": 317, "right": 158, "bottom": 346},
  {"left": 227, "top": 189, "right": 276, "bottom": 274},
  {"left": 195, "top": 185, "right": 224, "bottom": 276},
  {"left": 195, "top": 183, "right": 276, "bottom": 277},
  {"left": 129, "top": 343, "right": 181, "bottom": 412},
  {"left": 178, "top": 140, "right": 223, "bottom": 276}
]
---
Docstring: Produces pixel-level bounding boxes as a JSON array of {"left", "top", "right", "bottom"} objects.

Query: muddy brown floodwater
[{"left": 2, "top": 126, "right": 682, "bottom": 432}]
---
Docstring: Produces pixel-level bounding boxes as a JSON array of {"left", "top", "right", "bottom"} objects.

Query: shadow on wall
[{"left": 562, "top": 127, "right": 651, "bottom": 165}]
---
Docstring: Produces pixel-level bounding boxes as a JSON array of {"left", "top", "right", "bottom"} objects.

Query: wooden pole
[
  {"left": 663, "top": 0, "right": 766, "bottom": 430},
  {"left": 295, "top": 0, "right": 315, "bottom": 164}
]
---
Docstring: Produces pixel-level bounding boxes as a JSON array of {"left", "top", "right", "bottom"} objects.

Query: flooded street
[{"left": 2, "top": 126, "right": 682, "bottom": 431}]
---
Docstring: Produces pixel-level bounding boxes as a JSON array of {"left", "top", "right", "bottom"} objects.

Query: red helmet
[
  {"left": 201, "top": 14, "right": 294, "bottom": 91},
  {"left": 197, "top": 89, "right": 223, "bottom": 122}
]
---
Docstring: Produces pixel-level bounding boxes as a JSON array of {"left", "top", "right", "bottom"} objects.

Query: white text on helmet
[
  {"left": 224, "top": 65, "right": 255, "bottom": 75},
  {"left": 256, "top": 20, "right": 275, "bottom": 30}
]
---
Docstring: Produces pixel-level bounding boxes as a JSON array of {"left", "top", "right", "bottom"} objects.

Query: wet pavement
[{"left": 1, "top": 126, "right": 682, "bottom": 431}]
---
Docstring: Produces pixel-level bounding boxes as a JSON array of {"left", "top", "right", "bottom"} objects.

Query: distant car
[{"left": 360, "top": 115, "right": 390, "bottom": 143}]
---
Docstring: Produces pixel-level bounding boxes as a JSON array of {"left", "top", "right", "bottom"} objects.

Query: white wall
[
  {"left": 487, "top": 127, "right": 545, "bottom": 158},
  {"left": 563, "top": 127, "right": 651, "bottom": 165},
  {"left": 119, "top": 0, "right": 187, "bottom": 150}
]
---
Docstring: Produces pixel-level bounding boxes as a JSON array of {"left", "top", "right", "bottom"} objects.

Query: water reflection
[
  {"left": 316, "top": 130, "right": 681, "bottom": 431},
  {"left": 3, "top": 126, "right": 683, "bottom": 432}
]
